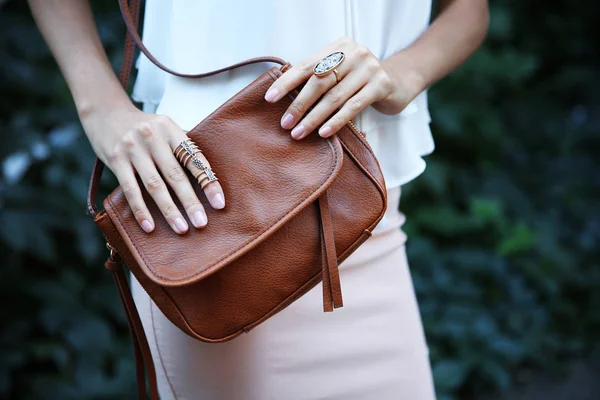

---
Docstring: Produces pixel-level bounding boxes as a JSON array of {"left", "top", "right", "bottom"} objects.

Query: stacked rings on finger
[
  {"left": 194, "top": 168, "right": 218, "bottom": 190},
  {"left": 173, "top": 138, "right": 219, "bottom": 189}
]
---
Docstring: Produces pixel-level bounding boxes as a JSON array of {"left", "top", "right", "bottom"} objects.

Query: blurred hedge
[{"left": 1, "top": 1, "right": 599, "bottom": 399}]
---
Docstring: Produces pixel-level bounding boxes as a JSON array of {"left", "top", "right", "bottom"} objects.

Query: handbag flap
[{"left": 103, "top": 67, "right": 344, "bottom": 287}]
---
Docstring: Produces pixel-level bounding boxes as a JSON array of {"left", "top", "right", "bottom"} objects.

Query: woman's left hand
[{"left": 264, "top": 36, "right": 414, "bottom": 139}]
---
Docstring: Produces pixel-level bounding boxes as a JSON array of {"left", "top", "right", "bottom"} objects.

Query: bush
[{"left": 403, "top": 1, "right": 600, "bottom": 398}]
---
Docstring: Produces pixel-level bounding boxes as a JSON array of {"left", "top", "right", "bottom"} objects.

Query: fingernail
[
  {"left": 281, "top": 113, "right": 294, "bottom": 129},
  {"left": 265, "top": 88, "right": 279, "bottom": 102},
  {"left": 213, "top": 193, "right": 225, "bottom": 209},
  {"left": 291, "top": 124, "right": 305, "bottom": 139},
  {"left": 318, "top": 126, "right": 332, "bottom": 137},
  {"left": 141, "top": 220, "right": 154, "bottom": 233},
  {"left": 174, "top": 217, "right": 188, "bottom": 233},
  {"left": 193, "top": 211, "right": 207, "bottom": 227}
]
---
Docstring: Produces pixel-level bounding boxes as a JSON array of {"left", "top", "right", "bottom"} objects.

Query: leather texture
[
  {"left": 96, "top": 63, "right": 388, "bottom": 339},
  {"left": 104, "top": 70, "right": 345, "bottom": 287},
  {"left": 88, "top": 1, "right": 387, "bottom": 398}
]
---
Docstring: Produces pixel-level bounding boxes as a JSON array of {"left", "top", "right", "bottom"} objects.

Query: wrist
[
  {"left": 396, "top": 63, "right": 427, "bottom": 98},
  {"left": 76, "top": 93, "right": 139, "bottom": 148},
  {"left": 376, "top": 53, "right": 427, "bottom": 115},
  {"left": 76, "top": 92, "right": 135, "bottom": 121}
]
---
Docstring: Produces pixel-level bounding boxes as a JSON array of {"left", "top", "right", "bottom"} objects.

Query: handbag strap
[
  {"left": 105, "top": 252, "right": 158, "bottom": 400},
  {"left": 117, "top": 0, "right": 289, "bottom": 79},
  {"left": 87, "top": 0, "right": 291, "bottom": 217}
]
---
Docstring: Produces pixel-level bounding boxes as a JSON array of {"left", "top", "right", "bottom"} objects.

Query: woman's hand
[
  {"left": 263, "top": 36, "right": 422, "bottom": 139},
  {"left": 28, "top": 1, "right": 226, "bottom": 235},
  {"left": 82, "top": 103, "right": 226, "bottom": 235}
]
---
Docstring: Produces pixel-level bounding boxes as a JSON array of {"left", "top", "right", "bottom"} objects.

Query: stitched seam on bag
[
  {"left": 337, "top": 139, "right": 387, "bottom": 233},
  {"left": 160, "top": 231, "right": 371, "bottom": 342},
  {"left": 159, "top": 285, "right": 241, "bottom": 342},
  {"left": 151, "top": 234, "right": 404, "bottom": 343},
  {"left": 157, "top": 232, "right": 372, "bottom": 342},
  {"left": 339, "top": 128, "right": 385, "bottom": 194},
  {"left": 251, "top": 271, "right": 323, "bottom": 328},
  {"left": 107, "top": 137, "right": 341, "bottom": 284},
  {"left": 164, "top": 271, "right": 325, "bottom": 342},
  {"left": 337, "top": 138, "right": 386, "bottom": 203}
]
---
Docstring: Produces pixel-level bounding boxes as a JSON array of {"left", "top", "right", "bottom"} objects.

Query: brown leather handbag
[{"left": 88, "top": 1, "right": 387, "bottom": 398}]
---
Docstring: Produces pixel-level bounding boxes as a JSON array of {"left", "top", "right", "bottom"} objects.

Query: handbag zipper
[
  {"left": 345, "top": 119, "right": 375, "bottom": 154},
  {"left": 347, "top": 119, "right": 364, "bottom": 137}
]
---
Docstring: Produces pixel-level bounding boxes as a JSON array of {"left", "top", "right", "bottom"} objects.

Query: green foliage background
[{"left": 1, "top": 1, "right": 598, "bottom": 399}]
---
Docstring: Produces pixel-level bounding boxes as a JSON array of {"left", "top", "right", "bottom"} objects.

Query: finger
[
  {"left": 111, "top": 156, "right": 155, "bottom": 233},
  {"left": 318, "top": 85, "right": 378, "bottom": 138},
  {"left": 131, "top": 152, "right": 189, "bottom": 235},
  {"left": 170, "top": 134, "right": 225, "bottom": 211},
  {"left": 280, "top": 61, "right": 351, "bottom": 137},
  {"left": 295, "top": 68, "right": 369, "bottom": 139},
  {"left": 264, "top": 38, "right": 351, "bottom": 103},
  {"left": 150, "top": 140, "right": 208, "bottom": 229}
]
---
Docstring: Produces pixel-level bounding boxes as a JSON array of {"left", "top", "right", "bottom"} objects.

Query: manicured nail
[
  {"left": 141, "top": 220, "right": 154, "bottom": 233},
  {"left": 319, "top": 126, "right": 332, "bottom": 137},
  {"left": 281, "top": 113, "right": 294, "bottom": 129},
  {"left": 213, "top": 193, "right": 225, "bottom": 209},
  {"left": 193, "top": 211, "right": 207, "bottom": 227},
  {"left": 291, "top": 124, "right": 305, "bottom": 139},
  {"left": 265, "top": 88, "right": 279, "bottom": 102},
  {"left": 174, "top": 217, "right": 188, "bottom": 233}
]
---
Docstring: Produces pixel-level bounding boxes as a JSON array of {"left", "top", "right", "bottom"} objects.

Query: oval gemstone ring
[{"left": 313, "top": 51, "right": 345, "bottom": 77}]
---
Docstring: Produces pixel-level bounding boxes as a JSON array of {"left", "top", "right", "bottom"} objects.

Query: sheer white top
[{"left": 132, "top": 0, "right": 434, "bottom": 188}]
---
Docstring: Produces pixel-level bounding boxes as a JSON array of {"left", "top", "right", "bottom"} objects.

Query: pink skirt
[{"left": 131, "top": 187, "right": 436, "bottom": 399}]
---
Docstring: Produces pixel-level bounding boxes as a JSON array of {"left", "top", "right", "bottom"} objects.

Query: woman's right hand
[
  {"left": 81, "top": 103, "right": 226, "bottom": 235},
  {"left": 28, "top": 0, "right": 226, "bottom": 235}
]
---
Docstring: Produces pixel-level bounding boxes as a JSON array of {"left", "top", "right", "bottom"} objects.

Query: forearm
[
  {"left": 380, "top": 0, "right": 489, "bottom": 111},
  {"left": 28, "top": 0, "right": 132, "bottom": 119}
]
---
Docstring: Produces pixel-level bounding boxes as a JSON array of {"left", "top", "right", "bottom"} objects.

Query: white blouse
[{"left": 132, "top": 0, "right": 435, "bottom": 189}]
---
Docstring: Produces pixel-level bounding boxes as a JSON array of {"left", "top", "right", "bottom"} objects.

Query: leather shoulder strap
[
  {"left": 87, "top": 0, "right": 291, "bottom": 217},
  {"left": 117, "top": 0, "right": 288, "bottom": 78}
]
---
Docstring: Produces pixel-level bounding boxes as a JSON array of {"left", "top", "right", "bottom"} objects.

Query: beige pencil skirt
[{"left": 131, "top": 186, "right": 436, "bottom": 400}]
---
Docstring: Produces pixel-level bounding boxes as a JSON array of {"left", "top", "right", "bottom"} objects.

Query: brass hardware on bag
[
  {"left": 104, "top": 241, "right": 121, "bottom": 272},
  {"left": 281, "top": 62, "right": 292, "bottom": 73},
  {"left": 106, "top": 242, "right": 117, "bottom": 258}
]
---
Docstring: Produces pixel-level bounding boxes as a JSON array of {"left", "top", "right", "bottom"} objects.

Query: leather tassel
[{"left": 318, "top": 192, "right": 343, "bottom": 312}]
